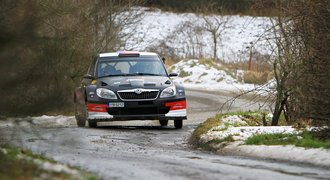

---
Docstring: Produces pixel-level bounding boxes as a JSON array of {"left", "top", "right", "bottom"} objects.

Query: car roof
[{"left": 98, "top": 51, "right": 158, "bottom": 58}]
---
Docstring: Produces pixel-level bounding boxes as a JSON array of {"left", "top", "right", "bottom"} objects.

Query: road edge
[{"left": 190, "top": 116, "right": 330, "bottom": 169}]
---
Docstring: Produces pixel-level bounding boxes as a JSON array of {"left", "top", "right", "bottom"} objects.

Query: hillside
[
  {"left": 124, "top": 7, "right": 272, "bottom": 62},
  {"left": 169, "top": 59, "right": 262, "bottom": 92}
]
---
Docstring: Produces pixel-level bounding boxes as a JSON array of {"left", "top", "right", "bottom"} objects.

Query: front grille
[{"left": 118, "top": 90, "right": 159, "bottom": 100}]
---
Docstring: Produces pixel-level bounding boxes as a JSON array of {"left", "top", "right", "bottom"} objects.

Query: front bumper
[{"left": 87, "top": 98, "right": 187, "bottom": 122}]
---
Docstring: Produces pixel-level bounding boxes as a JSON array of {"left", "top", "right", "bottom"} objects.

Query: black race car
[{"left": 74, "top": 51, "right": 187, "bottom": 129}]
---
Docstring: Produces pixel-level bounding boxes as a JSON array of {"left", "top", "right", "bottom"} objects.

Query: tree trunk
[{"left": 212, "top": 31, "right": 217, "bottom": 61}]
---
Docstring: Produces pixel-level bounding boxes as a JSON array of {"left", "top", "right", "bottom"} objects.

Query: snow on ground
[
  {"left": 200, "top": 115, "right": 330, "bottom": 168},
  {"left": 125, "top": 7, "right": 272, "bottom": 62},
  {"left": 122, "top": 7, "right": 274, "bottom": 92},
  {"left": 16, "top": 152, "right": 80, "bottom": 175},
  {"left": 201, "top": 115, "right": 297, "bottom": 143},
  {"left": 170, "top": 59, "right": 261, "bottom": 92},
  {"left": 202, "top": 126, "right": 297, "bottom": 143},
  {"left": 0, "top": 115, "right": 76, "bottom": 128}
]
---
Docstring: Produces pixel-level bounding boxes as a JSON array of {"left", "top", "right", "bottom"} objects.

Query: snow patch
[
  {"left": 202, "top": 126, "right": 296, "bottom": 142},
  {"left": 222, "top": 115, "right": 248, "bottom": 126},
  {"left": 170, "top": 59, "right": 258, "bottom": 92},
  {"left": 223, "top": 144, "right": 330, "bottom": 168},
  {"left": 201, "top": 115, "right": 297, "bottom": 143},
  {"left": 0, "top": 115, "right": 76, "bottom": 128},
  {"left": 32, "top": 115, "right": 75, "bottom": 127},
  {"left": 16, "top": 153, "right": 79, "bottom": 175},
  {"left": 200, "top": 115, "right": 330, "bottom": 167}
]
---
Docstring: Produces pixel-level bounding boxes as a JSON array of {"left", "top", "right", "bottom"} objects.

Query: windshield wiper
[
  {"left": 132, "top": 73, "right": 163, "bottom": 76},
  {"left": 97, "top": 74, "right": 123, "bottom": 79},
  {"left": 97, "top": 73, "right": 163, "bottom": 78}
]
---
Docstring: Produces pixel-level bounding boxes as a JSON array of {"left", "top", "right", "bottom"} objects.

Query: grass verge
[
  {"left": 190, "top": 116, "right": 220, "bottom": 149},
  {"left": 191, "top": 111, "right": 330, "bottom": 151},
  {"left": 189, "top": 112, "right": 258, "bottom": 150},
  {"left": 190, "top": 114, "right": 237, "bottom": 151},
  {"left": 0, "top": 145, "right": 98, "bottom": 180},
  {"left": 245, "top": 129, "right": 330, "bottom": 149}
]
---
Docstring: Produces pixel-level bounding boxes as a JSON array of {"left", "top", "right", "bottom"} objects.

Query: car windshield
[{"left": 96, "top": 57, "right": 167, "bottom": 78}]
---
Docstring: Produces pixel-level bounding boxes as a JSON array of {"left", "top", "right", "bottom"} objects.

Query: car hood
[{"left": 97, "top": 76, "right": 173, "bottom": 91}]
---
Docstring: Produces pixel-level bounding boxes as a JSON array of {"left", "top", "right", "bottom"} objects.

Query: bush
[
  {"left": 179, "top": 69, "right": 191, "bottom": 77},
  {"left": 145, "top": 0, "right": 276, "bottom": 16},
  {"left": 243, "top": 71, "right": 269, "bottom": 85}
]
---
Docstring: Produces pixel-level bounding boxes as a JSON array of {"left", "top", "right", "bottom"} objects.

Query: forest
[{"left": 145, "top": 0, "right": 276, "bottom": 15}]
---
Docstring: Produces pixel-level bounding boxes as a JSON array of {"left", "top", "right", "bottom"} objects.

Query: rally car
[{"left": 74, "top": 51, "right": 187, "bottom": 129}]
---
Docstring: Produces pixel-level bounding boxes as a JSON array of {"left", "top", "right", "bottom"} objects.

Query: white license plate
[{"left": 109, "top": 102, "right": 124, "bottom": 108}]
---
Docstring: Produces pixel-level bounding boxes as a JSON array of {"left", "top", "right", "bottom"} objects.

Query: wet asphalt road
[{"left": 1, "top": 89, "right": 330, "bottom": 179}]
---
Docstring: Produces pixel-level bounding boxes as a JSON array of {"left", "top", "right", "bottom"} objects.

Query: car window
[
  {"left": 115, "top": 62, "right": 130, "bottom": 74},
  {"left": 96, "top": 57, "right": 167, "bottom": 77}
]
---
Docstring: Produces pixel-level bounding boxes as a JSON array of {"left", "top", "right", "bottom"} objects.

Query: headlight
[
  {"left": 160, "top": 86, "right": 176, "bottom": 98},
  {"left": 96, "top": 88, "right": 117, "bottom": 99}
]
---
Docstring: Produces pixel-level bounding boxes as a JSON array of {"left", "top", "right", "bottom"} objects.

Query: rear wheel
[
  {"left": 75, "top": 103, "right": 86, "bottom": 127},
  {"left": 159, "top": 120, "right": 168, "bottom": 126},
  {"left": 174, "top": 120, "right": 183, "bottom": 129}
]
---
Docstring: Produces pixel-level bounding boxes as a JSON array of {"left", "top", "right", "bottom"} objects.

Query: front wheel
[
  {"left": 174, "top": 120, "right": 183, "bottom": 129},
  {"left": 75, "top": 103, "right": 87, "bottom": 127}
]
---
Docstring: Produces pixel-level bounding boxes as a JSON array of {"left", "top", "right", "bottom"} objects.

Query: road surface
[{"left": 0, "top": 89, "right": 329, "bottom": 179}]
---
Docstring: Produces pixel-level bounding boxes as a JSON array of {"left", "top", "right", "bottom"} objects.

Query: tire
[
  {"left": 174, "top": 120, "right": 183, "bottom": 129},
  {"left": 88, "top": 120, "right": 97, "bottom": 128},
  {"left": 159, "top": 120, "right": 168, "bottom": 126},
  {"left": 75, "top": 103, "right": 86, "bottom": 127}
]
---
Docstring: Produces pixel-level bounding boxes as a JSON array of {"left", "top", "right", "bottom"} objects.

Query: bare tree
[
  {"left": 201, "top": 15, "right": 230, "bottom": 61},
  {"left": 170, "top": 20, "right": 205, "bottom": 59},
  {"left": 90, "top": 0, "right": 145, "bottom": 52},
  {"left": 258, "top": 0, "right": 329, "bottom": 126},
  {"left": 197, "top": 3, "right": 231, "bottom": 61}
]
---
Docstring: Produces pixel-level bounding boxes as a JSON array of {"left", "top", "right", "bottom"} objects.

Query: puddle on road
[
  {"left": 100, "top": 135, "right": 131, "bottom": 141},
  {"left": 27, "top": 138, "right": 47, "bottom": 142},
  {"left": 186, "top": 156, "right": 202, "bottom": 160},
  {"left": 87, "top": 134, "right": 133, "bottom": 145}
]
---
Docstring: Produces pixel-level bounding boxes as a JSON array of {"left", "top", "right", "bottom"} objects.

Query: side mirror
[
  {"left": 83, "top": 74, "right": 94, "bottom": 79},
  {"left": 169, "top": 73, "right": 178, "bottom": 77}
]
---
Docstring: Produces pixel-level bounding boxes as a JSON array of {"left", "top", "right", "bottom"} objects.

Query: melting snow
[
  {"left": 170, "top": 59, "right": 259, "bottom": 92},
  {"left": 201, "top": 115, "right": 297, "bottom": 143},
  {"left": 200, "top": 115, "right": 330, "bottom": 167},
  {"left": 0, "top": 115, "right": 76, "bottom": 128}
]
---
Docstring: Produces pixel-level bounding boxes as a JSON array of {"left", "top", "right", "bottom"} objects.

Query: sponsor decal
[
  {"left": 88, "top": 103, "right": 107, "bottom": 112},
  {"left": 165, "top": 100, "right": 186, "bottom": 111}
]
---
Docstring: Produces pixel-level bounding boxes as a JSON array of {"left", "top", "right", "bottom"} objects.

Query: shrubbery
[{"left": 145, "top": 0, "right": 276, "bottom": 16}]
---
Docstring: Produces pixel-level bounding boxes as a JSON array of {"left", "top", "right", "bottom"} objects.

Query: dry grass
[
  {"left": 190, "top": 116, "right": 221, "bottom": 148},
  {"left": 243, "top": 71, "right": 270, "bottom": 85}
]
